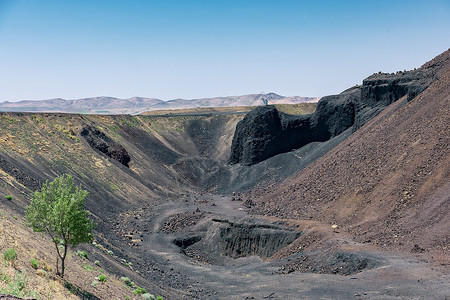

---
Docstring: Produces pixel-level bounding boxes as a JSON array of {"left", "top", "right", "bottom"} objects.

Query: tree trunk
[
  {"left": 60, "top": 244, "right": 68, "bottom": 278},
  {"left": 53, "top": 241, "right": 60, "bottom": 276}
]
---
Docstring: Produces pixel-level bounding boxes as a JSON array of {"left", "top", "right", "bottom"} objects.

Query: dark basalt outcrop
[
  {"left": 216, "top": 219, "right": 301, "bottom": 259},
  {"left": 0, "top": 155, "right": 42, "bottom": 190},
  {"left": 229, "top": 87, "right": 358, "bottom": 166},
  {"left": 173, "top": 217, "right": 301, "bottom": 264},
  {"left": 229, "top": 56, "right": 446, "bottom": 165},
  {"left": 80, "top": 125, "right": 131, "bottom": 167}
]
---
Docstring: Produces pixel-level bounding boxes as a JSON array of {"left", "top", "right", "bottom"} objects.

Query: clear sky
[{"left": 0, "top": 0, "right": 449, "bottom": 102}]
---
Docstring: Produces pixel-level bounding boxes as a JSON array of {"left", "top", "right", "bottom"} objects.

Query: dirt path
[{"left": 112, "top": 195, "right": 450, "bottom": 299}]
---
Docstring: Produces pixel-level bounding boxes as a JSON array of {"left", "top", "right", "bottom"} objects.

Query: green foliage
[
  {"left": 91, "top": 280, "right": 99, "bottom": 287},
  {"left": 98, "top": 274, "right": 107, "bottom": 282},
  {"left": 94, "top": 260, "right": 100, "bottom": 266},
  {"left": 5, "top": 195, "right": 13, "bottom": 201},
  {"left": 3, "top": 248, "right": 17, "bottom": 262},
  {"left": 25, "top": 174, "right": 96, "bottom": 277},
  {"left": 121, "top": 276, "right": 133, "bottom": 287},
  {"left": 76, "top": 250, "right": 88, "bottom": 259},
  {"left": 0, "top": 271, "right": 37, "bottom": 298},
  {"left": 157, "top": 296, "right": 164, "bottom": 300},
  {"left": 29, "top": 258, "right": 39, "bottom": 269},
  {"left": 141, "top": 293, "right": 155, "bottom": 300},
  {"left": 133, "top": 286, "right": 146, "bottom": 295},
  {"left": 85, "top": 263, "right": 93, "bottom": 271},
  {"left": 107, "top": 250, "right": 114, "bottom": 256}
]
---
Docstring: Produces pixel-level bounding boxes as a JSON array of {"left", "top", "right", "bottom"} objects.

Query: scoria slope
[{"left": 246, "top": 51, "right": 450, "bottom": 265}]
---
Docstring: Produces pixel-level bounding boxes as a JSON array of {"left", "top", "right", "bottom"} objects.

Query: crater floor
[{"left": 110, "top": 194, "right": 449, "bottom": 299}]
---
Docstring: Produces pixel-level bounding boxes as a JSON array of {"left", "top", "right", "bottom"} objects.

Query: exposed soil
[{"left": 109, "top": 194, "right": 449, "bottom": 299}]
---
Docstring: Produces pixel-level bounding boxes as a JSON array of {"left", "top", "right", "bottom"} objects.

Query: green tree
[{"left": 26, "top": 174, "right": 96, "bottom": 277}]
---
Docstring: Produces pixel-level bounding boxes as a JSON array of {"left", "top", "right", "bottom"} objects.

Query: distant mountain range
[{"left": 0, "top": 93, "right": 319, "bottom": 115}]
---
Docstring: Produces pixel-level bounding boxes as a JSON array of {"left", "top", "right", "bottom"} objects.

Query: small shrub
[
  {"left": 141, "top": 293, "right": 155, "bottom": 300},
  {"left": 3, "top": 248, "right": 17, "bottom": 262},
  {"left": 91, "top": 280, "right": 98, "bottom": 287},
  {"left": 5, "top": 195, "right": 13, "bottom": 201},
  {"left": 98, "top": 274, "right": 107, "bottom": 282},
  {"left": 126, "top": 262, "right": 133, "bottom": 267},
  {"left": 85, "top": 263, "right": 93, "bottom": 271},
  {"left": 134, "top": 286, "right": 146, "bottom": 295},
  {"left": 157, "top": 296, "right": 164, "bottom": 300},
  {"left": 121, "top": 276, "right": 133, "bottom": 287},
  {"left": 76, "top": 250, "right": 88, "bottom": 259},
  {"left": 107, "top": 250, "right": 114, "bottom": 256},
  {"left": 94, "top": 260, "right": 100, "bottom": 266},
  {"left": 30, "top": 258, "right": 39, "bottom": 269},
  {"left": 0, "top": 271, "right": 37, "bottom": 298}
]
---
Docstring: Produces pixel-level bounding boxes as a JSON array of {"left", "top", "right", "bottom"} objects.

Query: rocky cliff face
[
  {"left": 229, "top": 50, "right": 449, "bottom": 165},
  {"left": 80, "top": 125, "right": 131, "bottom": 167}
]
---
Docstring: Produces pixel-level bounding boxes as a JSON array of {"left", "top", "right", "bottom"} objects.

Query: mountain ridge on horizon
[{"left": 0, "top": 93, "right": 320, "bottom": 115}]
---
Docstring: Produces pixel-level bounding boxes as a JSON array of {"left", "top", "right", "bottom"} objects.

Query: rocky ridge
[{"left": 229, "top": 49, "right": 450, "bottom": 165}]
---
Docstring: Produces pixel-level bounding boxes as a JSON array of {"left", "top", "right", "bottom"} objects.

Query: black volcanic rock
[
  {"left": 229, "top": 54, "right": 446, "bottom": 166},
  {"left": 229, "top": 106, "right": 313, "bottom": 165},
  {"left": 310, "top": 86, "right": 359, "bottom": 140},
  {"left": 354, "top": 69, "right": 434, "bottom": 130},
  {"left": 81, "top": 125, "right": 131, "bottom": 167}
]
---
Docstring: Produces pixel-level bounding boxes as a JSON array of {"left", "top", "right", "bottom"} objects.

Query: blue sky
[{"left": 0, "top": 0, "right": 449, "bottom": 101}]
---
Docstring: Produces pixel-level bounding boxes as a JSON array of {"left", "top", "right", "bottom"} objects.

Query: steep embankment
[
  {"left": 245, "top": 52, "right": 450, "bottom": 263},
  {"left": 0, "top": 113, "right": 242, "bottom": 218}
]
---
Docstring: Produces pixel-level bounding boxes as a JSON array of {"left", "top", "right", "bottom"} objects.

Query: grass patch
[
  {"left": 133, "top": 286, "right": 146, "bottom": 295},
  {"left": 3, "top": 248, "right": 17, "bottom": 263},
  {"left": 0, "top": 271, "right": 37, "bottom": 298},
  {"left": 120, "top": 276, "right": 133, "bottom": 287},
  {"left": 98, "top": 274, "right": 107, "bottom": 282},
  {"left": 30, "top": 258, "right": 39, "bottom": 269},
  {"left": 76, "top": 250, "right": 88, "bottom": 259}
]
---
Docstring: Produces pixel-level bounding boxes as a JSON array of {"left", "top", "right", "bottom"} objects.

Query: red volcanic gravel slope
[{"left": 247, "top": 51, "right": 450, "bottom": 263}]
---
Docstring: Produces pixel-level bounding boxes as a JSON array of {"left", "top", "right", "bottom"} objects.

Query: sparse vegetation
[
  {"left": 94, "top": 260, "right": 100, "bottom": 266},
  {"left": 133, "top": 286, "right": 146, "bottom": 295},
  {"left": 5, "top": 195, "right": 13, "bottom": 201},
  {"left": 76, "top": 250, "right": 88, "bottom": 259},
  {"left": 26, "top": 174, "right": 96, "bottom": 277},
  {"left": 121, "top": 276, "right": 133, "bottom": 287},
  {"left": 0, "top": 270, "right": 37, "bottom": 298},
  {"left": 3, "top": 247, "right": 17, "bottom": 263},
  {"left": 141, "top": 293, "right": 155, "bottom": 300},
  {"left": 98, "top": 274, "right": 107, "bottom": 282},
  {"left": 29, "top": 258, "right": 39, "bottom": 269},
  {"left": 85, "top": 263, "right": 93, "bottom": 271}
]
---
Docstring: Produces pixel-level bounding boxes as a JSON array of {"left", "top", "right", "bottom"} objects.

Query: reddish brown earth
[{"left": 246, "top": 52, "right": 450, "bottom": 268}]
